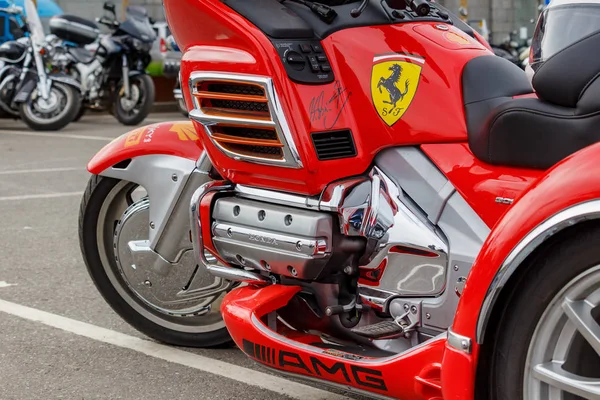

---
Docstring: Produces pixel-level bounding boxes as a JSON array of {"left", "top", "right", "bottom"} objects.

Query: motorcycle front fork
[{"left": 122, "top": 54, "right": 131, "bottom": 99}]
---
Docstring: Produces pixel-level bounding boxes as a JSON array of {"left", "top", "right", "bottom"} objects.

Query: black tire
[
  {"left": 19, "top": 82, "right": 81, "bottom": 131},
  {"left": 72, "top": 103, "right": 86, "bottom": 122},
  {"left": 488, "top": 225, "right": 600, "bottom": 400},
  {"left": 114, "top": 74, "right": 155, "bottom": 126},
  {"left": 79, "top": 175, "right": 232, "bottom": 347}
]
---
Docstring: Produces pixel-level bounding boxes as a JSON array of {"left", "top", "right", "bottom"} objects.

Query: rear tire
[
  {"left": 114, "top": 74, "right": 155, "bottom": 126},
  {"left": 489, "top": 226, "right": 600, "bottom": 400},
  {"left": 79, "top": 175, "right": 232, "bottom": 347},
  {"left": 19, "top": 82, "right": 80, "bottom": 131}
]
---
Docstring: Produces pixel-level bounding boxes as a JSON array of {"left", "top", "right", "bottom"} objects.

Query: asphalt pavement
[{"left": 0, "top": 114, "right": 362, "bottom": 400}]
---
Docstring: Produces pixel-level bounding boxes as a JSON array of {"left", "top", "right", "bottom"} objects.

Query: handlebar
[
  {"left": 406, "top": 0, "right": 430, "bottom": 17},
  {"left": 380, "top": 0, "right": 431, "bottom": 16},
  {"left": 96, "top": 16, "right": 120, "bottom": 29}
]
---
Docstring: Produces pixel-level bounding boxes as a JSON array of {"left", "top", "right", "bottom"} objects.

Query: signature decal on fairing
[
  {"left": 371, "top": 53, "right": 424, "bottom": 126},
  {"left": 242, "top": 339, "right": 388, "bottom": 391},
  {"left": 309, "top": 80, "right": 352, "bottom": 129}
]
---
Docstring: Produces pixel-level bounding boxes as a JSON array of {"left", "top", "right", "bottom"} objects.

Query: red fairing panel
[
  {"left": 222, "top": 285, "right": 446, "bottom": 400},
  {"left": 165, "top": 0, "right": 490, "bottom": 195},
  {"left": 87, "top": 121, "right": 204, "bottom": 174},
  {"left": 422, "top": 143, "right": 543, "bottom": 228},
  {"left": 442, "top": 142, "right": 600, "bottom": 400}
]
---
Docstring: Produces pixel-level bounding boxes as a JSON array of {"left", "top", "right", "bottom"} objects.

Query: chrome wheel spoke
[
  {"left": 533, "top": 362, "right": 600, "bottom": 399},
  {"left": 563, "top": 298, "right": 600, "bottom": 357}
]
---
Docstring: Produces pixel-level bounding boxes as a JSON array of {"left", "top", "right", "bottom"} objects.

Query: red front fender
[
  {"left": 443, "top": 142, "right": 600, "bottom": 399},
  {"left": 88, "top": 121, "right": 204, "bottom": 174}
]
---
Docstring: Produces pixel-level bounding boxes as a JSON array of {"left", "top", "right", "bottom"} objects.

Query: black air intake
[{"left": 311, "top": 130, "right": 357, "bottom": 161}]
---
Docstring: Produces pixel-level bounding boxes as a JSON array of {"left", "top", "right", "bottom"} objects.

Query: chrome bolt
[
  {"left": 143, "top": 280, "right": 152, "bottom": 287},
  {"left": 453, "top": 265, "right": 459, "bottom": 272},
  {"left": 226, "top": 228, "right": 233, "bottom": 238},
  {"left": 461, "top": 340, "right": 469, "bottom": 350},
  {"left": 289, "top": 266, "right": 298, "bottom": 276},
  {"left": 343, "top": 266, "right": 353, "bottom": 275},
  {"left": 296, "top": 241, "right": 303, "bottom": 251},
  {"left": 426, "top": 313, "right": 431, "bottom": 319},
  {"left": 264, "top": 263, "right": 271, "bottom": 271},
  {"left": 403, "top": 304, "right": 410, "bottom": 312},
  {"left": 149, "top": 221, "right": 155, "bottom": 229},
  {"left": 171, "top": 174, "right": 178, "bottom": 182},
  {"left": 410, "top": 305, "right": 418, "bottom": 315}
]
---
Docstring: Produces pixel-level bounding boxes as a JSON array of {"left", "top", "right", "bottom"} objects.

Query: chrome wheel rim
[
  {"left": 525, "top": 265, "right": 600, "bottom": 399},
  {"left": 96, "top": 180, "right": 228, "bottom": 333},
  {"left": 25, "top": 84, "right": 72, "bottom": 125}
]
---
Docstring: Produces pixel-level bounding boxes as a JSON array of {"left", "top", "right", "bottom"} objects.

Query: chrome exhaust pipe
[{"left": 206, "top": 265, "right": 269, "bottom": 285}]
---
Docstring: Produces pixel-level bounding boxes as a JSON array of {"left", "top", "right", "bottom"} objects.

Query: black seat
[
  {"left": 68, "top": 46, "right": 95, "bottom": 64},
  {"left": 463, "top": 31, "right": 600, "bottom": 170}
]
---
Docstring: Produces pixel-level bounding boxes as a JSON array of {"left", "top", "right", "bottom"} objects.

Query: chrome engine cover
[{"left": 211, "top": 197, "right": 333, "bottom": 280}]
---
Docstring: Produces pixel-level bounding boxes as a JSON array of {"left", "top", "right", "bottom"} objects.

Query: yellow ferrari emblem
[{"left": 371, "top": 54, "right": 424, "bottom": 126}]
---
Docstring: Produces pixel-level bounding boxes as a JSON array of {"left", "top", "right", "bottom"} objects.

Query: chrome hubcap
[
  {"left": 525, "top": 265, "right": 600, "bottom": 399},
  {"left": 97, "top": 181, "right": 228, "bottom": 333}
]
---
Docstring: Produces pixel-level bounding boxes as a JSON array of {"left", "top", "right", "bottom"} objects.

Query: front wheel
[
  {"left": 489, "top": 226, "right": 600, "bottom": 400},
  {"left": 79, "top": 175, "right": 232, "bottom": 347},
  {"left": 114, "top": 74, "right": 155, "bottom": 126},
  {"left": 19, "top": 82, "right": 81, "bottom": 131}
]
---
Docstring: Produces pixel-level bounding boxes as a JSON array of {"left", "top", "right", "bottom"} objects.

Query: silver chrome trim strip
[
  {"left": 188, "top": 71, "right": 303, "bottom": 169},
  {"left": 476, "top": 199, "right": 600, "bottom": 343},
  {"left": 447, "top": 329, "right": 472, "bottom": 354},
  {"left": 206, "top": 264, "right": 268, "bottom": 285},
  {"left": 235, "top": 184, "right": 320, "bottom": 209}
]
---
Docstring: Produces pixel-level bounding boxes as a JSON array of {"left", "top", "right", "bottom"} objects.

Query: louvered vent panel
[{"left": 311, "top": 130, "right": 357, "bottom": 161}]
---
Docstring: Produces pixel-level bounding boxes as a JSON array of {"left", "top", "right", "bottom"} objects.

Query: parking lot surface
[{"left": 0, "top": 114, "right": 361, "bottom": 400}]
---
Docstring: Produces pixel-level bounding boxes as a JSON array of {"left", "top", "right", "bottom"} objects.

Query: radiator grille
[
  {"left": 189, "top": 73, "right": 301, "bottom": 168},
  {"left": 311, "top": 130, "right": 357, "bottom": 161}
]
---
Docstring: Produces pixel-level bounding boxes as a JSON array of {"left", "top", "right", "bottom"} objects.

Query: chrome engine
[
  {"left": 193, "top": 147, "right": 489, "bottom": 338},
  {"left": 211, "top": 197, "right": 334, "bottom": 280}
]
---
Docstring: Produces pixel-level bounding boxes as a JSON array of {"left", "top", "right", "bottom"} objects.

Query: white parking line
[
  {"left": 0, "top": 131, "right": 114, "bottom": 141},
  {"left": 0, "top": 281, "right": 16, "bottom": 288},
  {"left": 0, "top": 299, "right": 349, "bottom": 400},
  {"left": 0, "top": 167, "right": 82, "bottom": 175},
  {"left": 0, "top": 192, "right": 83, "bottom": 202}
]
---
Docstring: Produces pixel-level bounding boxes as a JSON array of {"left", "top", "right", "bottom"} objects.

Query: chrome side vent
[{"left": 189, "top": 73, "right": 302, "bottom": 168}]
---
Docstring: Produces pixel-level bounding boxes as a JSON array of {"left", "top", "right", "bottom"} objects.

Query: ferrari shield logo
[{"left": 371, "top": 54, "right": 424, "bottom": 126}]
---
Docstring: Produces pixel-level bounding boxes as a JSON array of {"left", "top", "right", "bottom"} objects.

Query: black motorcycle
[
  {"left": 0, "top": 0, "right": 81, "bottom": 131},
  {"left": 49, "top": 2, "right": 156, "bottom": 126}
]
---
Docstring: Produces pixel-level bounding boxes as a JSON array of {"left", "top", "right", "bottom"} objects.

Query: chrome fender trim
[{"left": 476, "top": 199, "right": 600, "bottom": 344}]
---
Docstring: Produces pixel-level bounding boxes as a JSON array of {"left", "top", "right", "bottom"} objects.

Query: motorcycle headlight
[{"left": 131, "top": 38, "right": 144, "bottom": 51}]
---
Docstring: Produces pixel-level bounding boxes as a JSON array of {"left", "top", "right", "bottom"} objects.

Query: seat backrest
[{"left": 533, "top": 31, "right": 600, "bottom": 111}]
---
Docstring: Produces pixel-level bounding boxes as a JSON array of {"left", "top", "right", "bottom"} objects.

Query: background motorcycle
[
  {"left": 0, "top": 0, "right": 80, "bottom": 130},
  {"left": 49, "top": 2, "right": 156, "bottom": 126}
]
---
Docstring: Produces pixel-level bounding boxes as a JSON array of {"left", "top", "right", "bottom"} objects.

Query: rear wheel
[
  {"left": 490, "top": 226, "right": 600, "bottom": 400},
  {"left": 114, "top": 74, "right": 155, "bottom": 126},
  {"left": 79, "top": 175, "right": 232, "bottom": 347}
]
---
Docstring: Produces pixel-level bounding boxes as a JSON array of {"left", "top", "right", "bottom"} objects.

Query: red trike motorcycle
[{"left": 79, "top": 0, "right": 600, "bottom": 398}]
